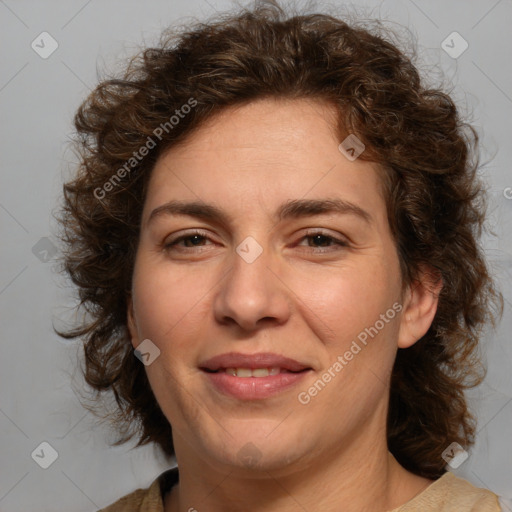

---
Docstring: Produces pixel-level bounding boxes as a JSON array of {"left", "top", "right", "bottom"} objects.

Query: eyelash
[{"left": 163, "top": 229, "right": 349, "bottom": 254}]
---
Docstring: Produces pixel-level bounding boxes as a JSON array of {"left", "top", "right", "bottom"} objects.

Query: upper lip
[{"left": 199, "top": 352, "right": 311, "bottom": 372}]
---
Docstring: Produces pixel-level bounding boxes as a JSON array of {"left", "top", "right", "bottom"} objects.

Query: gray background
[{"left": 0, "top": 0, "right": 511, "bottom": 510}]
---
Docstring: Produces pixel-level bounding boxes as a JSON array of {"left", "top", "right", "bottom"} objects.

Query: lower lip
[{"left": 202, "top": 370, "right": 311, "bottom": 400}]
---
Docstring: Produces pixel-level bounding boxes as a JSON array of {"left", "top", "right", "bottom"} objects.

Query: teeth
[
  {"left": 252, "top": 368, "right": 270, "bottom": 377},
  {"left": 236, "top": 368, "right": 253, "bottom": 378},
  {"left": 225, "top": 367, "right": 281, "bottom": 377}
]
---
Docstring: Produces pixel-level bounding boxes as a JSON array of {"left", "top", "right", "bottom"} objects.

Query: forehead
[
  {"left": 164, "top": 97, "right": 342, "bottom": 163},
  {"left": 143, "top": 98, "right": 387, "bottom": 225}
]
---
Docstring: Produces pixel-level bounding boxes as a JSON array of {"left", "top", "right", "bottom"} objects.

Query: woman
[{"left": 57, "top": 1, "right": 504, "bottom": 510}]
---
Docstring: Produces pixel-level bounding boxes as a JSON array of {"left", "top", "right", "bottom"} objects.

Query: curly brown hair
[{"left": 56, "top": 0, "right": 503, "bottom": 479}]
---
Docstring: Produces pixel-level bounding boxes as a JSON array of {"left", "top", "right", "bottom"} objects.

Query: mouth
[
  {"left": 199, "top": 352, "right": 313, "bottom": 400},
  {"left": 202, "top": 367, "right": 310, "bottom": 377},
  {"left": 199, "top": 351, "right": 311, "bottom": 373}
]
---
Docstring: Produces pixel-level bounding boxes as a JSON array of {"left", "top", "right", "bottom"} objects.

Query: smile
[
  {"left": 226, "top": 367, "right": 280, "bottom": 377},
  {"left": 201, "top": 367, "right": 311, "bottom": 400}
]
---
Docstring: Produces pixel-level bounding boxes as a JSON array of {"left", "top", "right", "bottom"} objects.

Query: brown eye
[
  {"left": 164, "top": 230, "right": 214, "bottom": 251},
  {"left": 297, "top": 231, "right": 349, "bottom": 253}
]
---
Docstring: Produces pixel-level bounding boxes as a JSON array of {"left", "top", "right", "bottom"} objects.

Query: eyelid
[
  {"left": 298, "top": 229, "right": 350, "bottom": 250},
  {"left": 302, "top": 228, "right": 348, "bottom": 241},
  {"left": 163, "top": 228, "right": 214, "bottom": 247}
]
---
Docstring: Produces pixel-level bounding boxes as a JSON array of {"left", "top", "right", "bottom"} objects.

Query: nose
[{"left": 213, "top": 242, "right": 291, "bottom": 332}]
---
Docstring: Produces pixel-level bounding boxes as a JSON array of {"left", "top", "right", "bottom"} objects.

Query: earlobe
[{"left": 397, "top": 265, "right": 443, "bottom": 349}]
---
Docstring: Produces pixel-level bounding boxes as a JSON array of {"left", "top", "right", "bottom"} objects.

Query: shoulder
[
  {"left": 98, "top": 488, "right": 150, "bottom": 512},
  {"left": 97, "top": 467, "right": 179, "bottom": 512},
  {"left": 392, "top": 472, "right": 502, "bottom": 512}
]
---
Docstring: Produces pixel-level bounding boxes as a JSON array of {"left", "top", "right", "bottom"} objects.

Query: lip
[
  {"left": 199, "top": 352, "right": 313, "bottom": 400},
  {"left": 199, "top": 352, "right": 310, "bottom": 372},
  {"left": 203, "top": 371, "right": 311, "bottom": 400}
]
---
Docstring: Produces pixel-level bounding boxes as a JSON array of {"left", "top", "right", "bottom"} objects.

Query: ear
[
  {"left": 126, "top": 295, "right": 138, "bottom": 348},
  {"left": 397, "top": 265, "right": 443, "bottom": 349}
]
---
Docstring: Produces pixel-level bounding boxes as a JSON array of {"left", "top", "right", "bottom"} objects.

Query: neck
[{"left": 164, "top": 414, "right": 432, "bottom": 512}]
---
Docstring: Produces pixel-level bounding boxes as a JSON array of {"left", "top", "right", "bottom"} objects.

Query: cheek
[
  {"left": 130, "top": 256, "right": 213, "bottom": 349},
  {"left": 289, "top": 257, "right": 398, "bottom": 346}
]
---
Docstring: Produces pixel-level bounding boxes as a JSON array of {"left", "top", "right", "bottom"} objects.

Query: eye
[
  {"left": 163, "top": 230, "right": 215, "bottom": 251},
  {"left": 297, "top": 230, "right": 349, "bottom": 253},
  {"left": 162, "top": 229, "right": 349, "bottom": 255}
]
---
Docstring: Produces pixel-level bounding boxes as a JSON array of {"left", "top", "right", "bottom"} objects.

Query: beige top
[{"left": 98, "top": 468, "right": 502, "bottom": 511}]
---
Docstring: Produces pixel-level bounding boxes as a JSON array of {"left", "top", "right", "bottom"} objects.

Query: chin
[{"left": 199, "top": 423, "right": 309, "bottom": 473}]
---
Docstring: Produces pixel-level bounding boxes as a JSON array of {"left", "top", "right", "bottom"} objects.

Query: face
[{"left": 128, "top": 97, "right": 409, "bottom": 474}]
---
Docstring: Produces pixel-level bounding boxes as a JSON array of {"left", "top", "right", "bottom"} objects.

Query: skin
[{"left": 127, "top": 97, "right": 442, "bottom": 512}]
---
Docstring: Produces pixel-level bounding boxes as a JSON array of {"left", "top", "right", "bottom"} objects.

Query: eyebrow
[{"left": 147, "top": 198, "right": 373, "bottom": 227}]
